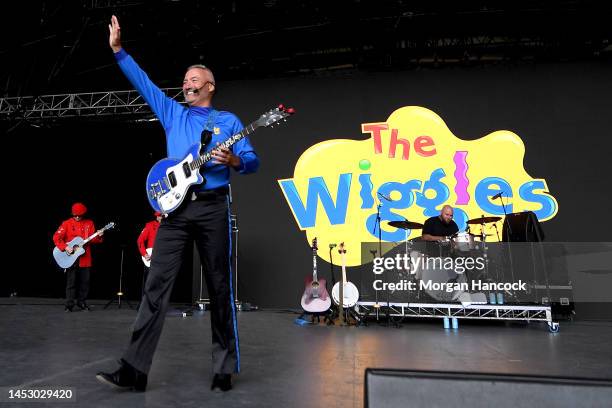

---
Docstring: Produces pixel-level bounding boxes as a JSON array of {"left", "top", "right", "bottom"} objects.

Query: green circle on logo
[{"left": 359, "top": 159, "right": 371, "bottom": 171}]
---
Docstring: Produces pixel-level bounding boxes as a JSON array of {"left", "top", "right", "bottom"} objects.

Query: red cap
[
  {"left": 71, "top": 202, "right": 87, "bottom": 216},
  {"left": 154, "top": 211, "right": 162, "bottom": 217}
]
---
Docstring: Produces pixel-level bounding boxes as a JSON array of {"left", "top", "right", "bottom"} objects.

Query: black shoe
[
  {"left": 96, "top": 360, "right": 147, "bottom": 392},
  {"left": 211, "top": 374, "right": 232, "bottom": 392},
  {"left": 64, "top": 306, "right": 73, "bottom": 312},
  {"left": 77, "top": 302, "right": 91, "bottom": 311}
]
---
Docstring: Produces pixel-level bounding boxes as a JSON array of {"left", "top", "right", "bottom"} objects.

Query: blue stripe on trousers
[{"left": 227, "top": 196, "right": 240, "bottom": 372}]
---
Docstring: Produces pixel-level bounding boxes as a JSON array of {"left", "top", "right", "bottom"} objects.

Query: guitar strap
[
  {"left": 200, "top": 109, "right": 219, "bottom": 146},
  {"left": 191, "top": 109, "right": 220, "bottom": 199}
]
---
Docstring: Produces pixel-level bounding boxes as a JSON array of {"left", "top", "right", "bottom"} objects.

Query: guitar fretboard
[
  {"left": 79, "top": 223, "right": 114, "bottom": 246},
  {"left": 312, "top": 250, "right": 318, "bottom": 282},
  {"left": 190, "top": 122, "right": 258, "bottom": 170}
]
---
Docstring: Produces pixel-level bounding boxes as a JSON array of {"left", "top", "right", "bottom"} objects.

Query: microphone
[
  {"left": 329, "top": 243, "right": 337, "bottom": 249},
  {"left": 492, "top": 191, "right": 503, "bottom": 200},
  {"left": 185, "top": 84, "right": 205, "bottom": 96},
  {"left": 378, "top": 192, "right": 392, "bottom": 201}
]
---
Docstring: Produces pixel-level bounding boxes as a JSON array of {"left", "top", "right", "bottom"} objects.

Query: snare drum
[{"left": 451, "top": 232, "right": 476, "bottom": 252}]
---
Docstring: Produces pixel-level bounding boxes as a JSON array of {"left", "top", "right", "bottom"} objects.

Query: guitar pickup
[
  {"left": 168, "top": 171, "right": 177, "bottom": 187},
  {"left": 182, "top": 162, "right": 192, "bottom": 178}
]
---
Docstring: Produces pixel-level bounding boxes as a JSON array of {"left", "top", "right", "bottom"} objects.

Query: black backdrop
[{"left": 6, "top": 60, "right": 612, "bottom": 308}]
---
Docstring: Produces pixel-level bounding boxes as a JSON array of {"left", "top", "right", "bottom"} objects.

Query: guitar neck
[
  {"left": 312, "top": 250, "right": 318, "bottom": 282},
  {"left": 81, "top": 230, "right": 102, "bottom": 246},
  {"left": 340, "top": 253, "right": 347, "bottom": 284},
  {"left": 192, "top": 121, "right": 260, "bottom": 170},
  {"left": 338, "top": 251, "right": 345, "bottom": 323},
  {"left": 81, "top": 224, "right": 112, "bottom": 246}
]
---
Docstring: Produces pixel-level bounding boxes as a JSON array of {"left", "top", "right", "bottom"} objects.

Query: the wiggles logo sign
[{"left": 278, "top": 106, "right": 558, "bottom": 266}]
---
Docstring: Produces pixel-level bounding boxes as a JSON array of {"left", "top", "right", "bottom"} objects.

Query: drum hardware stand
[
  {"left": 478, "top": 218, "right": 517, "bottom": 303},
  {"left": 490, "top": 222, "right": 506, "bottom": 292},
  {"left": 386, "top": 218, "right": 425, "bottom": 305},
  {"left": 403, "top": 228, "right": 421, "bottom": 301},
  {"left": 492, "top": 223, "right": 501, "bottom": 242},
  {"left": 372, "top": 197, "right": 391, "bottom": 325},
  {"left": 479, "top": 220, "right": 493, "bottom": 300},
  {"left": 494, "top": 193, "right": 516, "bottom": 285},
  {"left": 369, "top": 249, "right": 380, "bottom": 321},
  {"left": 478, "top": 221, "right": 490, "bottom": 276}
]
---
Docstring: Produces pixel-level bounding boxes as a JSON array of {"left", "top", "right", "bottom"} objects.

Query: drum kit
[{"left": 387, "top": 215, "right": 502, "bottom": 303}]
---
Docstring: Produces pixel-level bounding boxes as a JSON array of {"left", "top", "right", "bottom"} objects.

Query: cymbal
[
  {"left": 468, "top": 233, "right": 494, "bottom": 241},
  {"left": 466, "top": 216, "right": 502, "bottom": 225},
  {"left": 387, "top": 220, "right": 424, "bottom": 230}
]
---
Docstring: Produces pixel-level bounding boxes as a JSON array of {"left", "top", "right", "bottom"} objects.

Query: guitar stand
[
  {"left": 326, "top": 304, "right": 362, "bottom": 326},
  {"left": 298, "top": 311, "right": 331, "bottom": 325}
]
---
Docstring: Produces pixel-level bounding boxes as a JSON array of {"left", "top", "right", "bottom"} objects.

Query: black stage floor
[{"left": 1, "top": 298, "right": 611, "bottom": 407}]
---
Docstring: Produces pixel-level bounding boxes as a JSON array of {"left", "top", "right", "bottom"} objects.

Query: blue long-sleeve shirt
[{"left": 114, "top": 49, "right": 259, "bottom": 191}]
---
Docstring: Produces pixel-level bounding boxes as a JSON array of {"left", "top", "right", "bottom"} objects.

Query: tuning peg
[
  {"left": 286, "top": 107, "right": 295, "bottom": 114},
  {"left": 278, "top": 104, "right": 285, "bottom": 110}
]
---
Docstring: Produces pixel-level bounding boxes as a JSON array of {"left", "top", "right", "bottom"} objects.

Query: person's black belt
[{"left": 190, "top": 186, "right": 229, "bottom": 201}]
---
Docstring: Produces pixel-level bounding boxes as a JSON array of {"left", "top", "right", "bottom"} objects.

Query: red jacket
[
  {"left": 53, "top": 218, "right": 103, "bottom": 267},
  {"left": 137, "top": 220, "right": 160, "bottom": 257}
]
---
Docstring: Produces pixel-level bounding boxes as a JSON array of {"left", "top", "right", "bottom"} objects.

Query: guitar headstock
[
  {"left": 104, "top": 222, "right": 116, "bottom": 231},
  {"left": 338, "top": 242, "right": 347, "bottom": 254},
  {"left": 255, "top": 104, "right": 295, "bottom": 128},
  {"left": 311, "top": 237, "right": 318, "bottom": 251}
]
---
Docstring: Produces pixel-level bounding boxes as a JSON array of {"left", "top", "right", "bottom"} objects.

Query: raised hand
[{"left": 108, "top": 15, "right": 122, "bottom": 52}]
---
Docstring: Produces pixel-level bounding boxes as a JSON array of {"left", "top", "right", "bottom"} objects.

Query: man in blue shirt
[{"left": 97, "top": 15, "right": 259, "bottom": 392}]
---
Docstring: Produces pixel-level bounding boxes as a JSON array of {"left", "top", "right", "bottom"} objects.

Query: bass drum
[
  {"left": 331, "top": 281, "right": 360, "bottom": 308},
  {"left": 418, "top": 257, "right": 467, "bottom": 302}
]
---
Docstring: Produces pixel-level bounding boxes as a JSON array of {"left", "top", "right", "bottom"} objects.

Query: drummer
[{"left": 421, "top": 205, "right": 459, "bottom": 256}]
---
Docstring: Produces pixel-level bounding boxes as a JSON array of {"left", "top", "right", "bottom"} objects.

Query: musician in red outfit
[
  {"left": 136, "top": 211, "right": 162, "bottom": 307},
  {"left": 137, "top": 211, "right": 162, "bottom": 264},
  {"left": 53, "top": 202, "right": 103, "bottom": 312}
]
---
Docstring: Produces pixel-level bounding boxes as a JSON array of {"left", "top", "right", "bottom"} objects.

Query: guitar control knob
[{"left": 175, "top": 193, "right": 181, "bottom": 199}]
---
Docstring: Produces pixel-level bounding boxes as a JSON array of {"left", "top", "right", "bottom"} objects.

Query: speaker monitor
[
  {"left": 502, "top": 211, "right": 545, "bottom": 242},
  {"left": 365, "top": 369, "right": 612, "bottom": 408}
]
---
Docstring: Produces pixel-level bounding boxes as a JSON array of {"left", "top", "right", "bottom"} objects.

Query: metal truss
[
  {"left": 0, "top": 88, "right": 184, "bottom": 121},
  {"left": 355, "top": 301, "right": 559, "bottom": 332}
]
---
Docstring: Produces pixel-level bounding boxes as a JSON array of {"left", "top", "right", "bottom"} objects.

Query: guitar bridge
[{"left": 148, "top": 180, "right": 167, "bottom": 199}]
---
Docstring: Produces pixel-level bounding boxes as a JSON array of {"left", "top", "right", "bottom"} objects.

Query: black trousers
[
  {"left": 122, "top": 193, "right": 239, "bottom": 375},
  {"left": 65, "top": 265, "right": 90, "bottom": 307},
  {"left": 136, "top": 266, "right": 149, "bottom": 312}
]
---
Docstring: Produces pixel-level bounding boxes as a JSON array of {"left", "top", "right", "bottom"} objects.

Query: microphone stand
[
  {"left": 328, "top": 244, "right": 337, "bottom": 324},
  {"left": 329, "top": 244, "right": 337, "bottom": 287},
  {"left": 495, "top": 192, "right": 516, "bottom": 298},
  {"left": 372, "top": 198, "right": 392, "bottom": 325}
]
